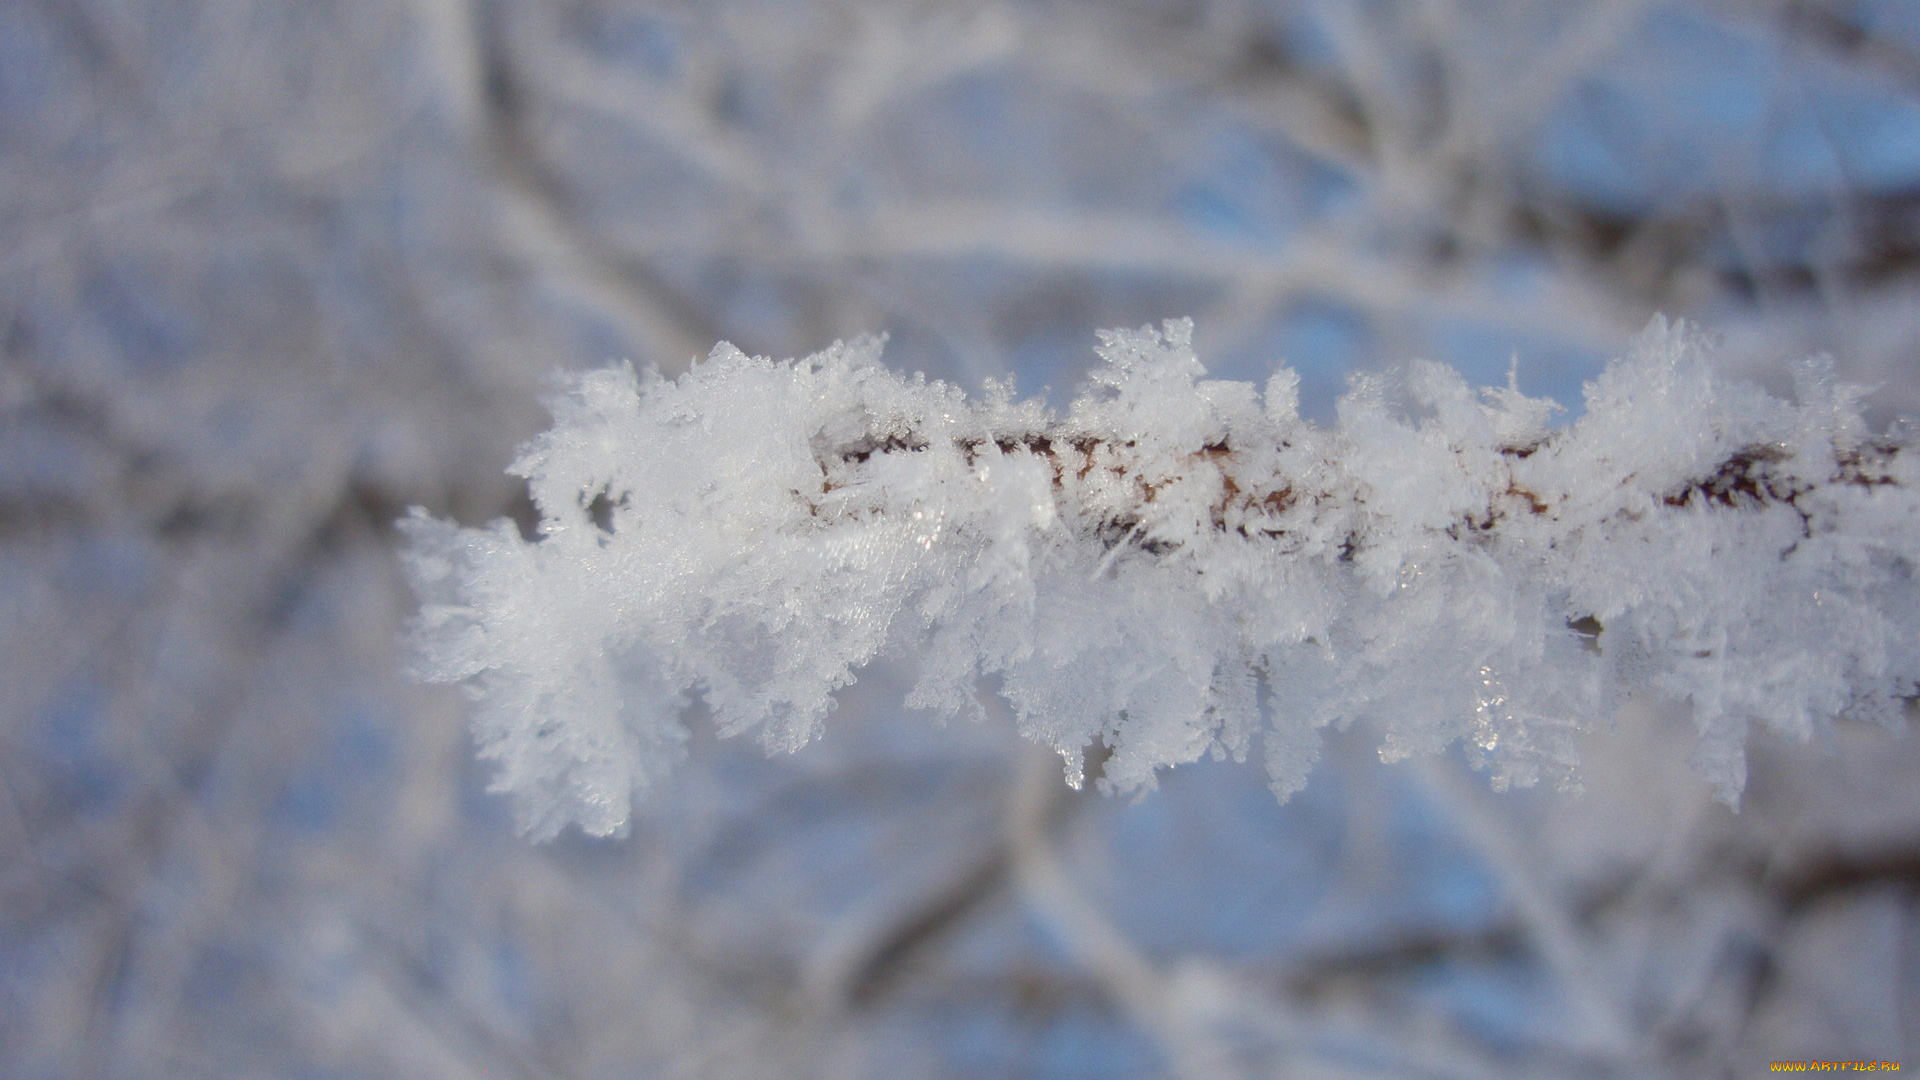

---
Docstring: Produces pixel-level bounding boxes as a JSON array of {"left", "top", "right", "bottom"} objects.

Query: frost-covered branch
[{"left": 402, "top": 318, "right": 1918, "bottom": 839}]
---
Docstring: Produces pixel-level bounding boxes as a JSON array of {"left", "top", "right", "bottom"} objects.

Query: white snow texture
[{"left": 402, "top": 319, "right": 1919, "bottom": 839}]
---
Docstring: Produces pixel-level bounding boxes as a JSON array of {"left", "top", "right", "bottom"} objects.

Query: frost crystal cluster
[{"left": 402, "top": 319, "right": 1919, "bottom": 838}]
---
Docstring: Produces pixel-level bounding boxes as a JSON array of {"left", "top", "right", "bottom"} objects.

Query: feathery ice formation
[{"left": 402, "top": 318, "right": 1918, "bottom": 838}]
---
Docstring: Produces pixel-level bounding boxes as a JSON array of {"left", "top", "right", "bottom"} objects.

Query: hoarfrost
[{"left": 402, "top": 318, "right": 1920, "bottom": 838}]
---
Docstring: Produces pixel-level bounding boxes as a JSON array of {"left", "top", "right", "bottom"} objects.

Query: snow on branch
[{"left": 401, "top": 318, "right": 1919, "bottom": 839}]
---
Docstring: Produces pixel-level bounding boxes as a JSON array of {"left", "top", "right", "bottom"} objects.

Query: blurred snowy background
[{"left": 3, "top": 0, "right": 1919, "bottom": 1076}]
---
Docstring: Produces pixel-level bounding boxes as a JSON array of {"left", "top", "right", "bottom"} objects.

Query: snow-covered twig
[{"left": 401, "top": 317, "right": 1918, "bottom": 839}]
